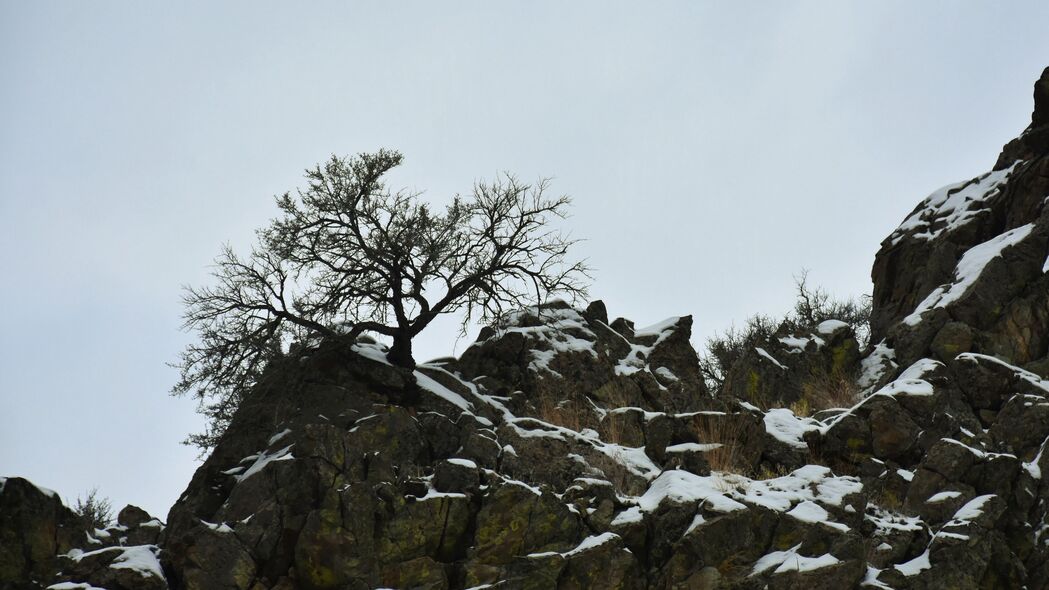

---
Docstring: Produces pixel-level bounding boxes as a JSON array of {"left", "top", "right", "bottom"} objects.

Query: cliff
[{"left": 3, "top": 67, "right": 1049, "bottom": 590}]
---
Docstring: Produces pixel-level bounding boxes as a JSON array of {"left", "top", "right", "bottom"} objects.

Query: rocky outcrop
[
  {"left": 870, "top": 67, "right": 1049, "bottom": 373},
  {"left": 5, "top": 67, "right": 1049, "bottom": 590},
  {"left": 720, "top": 319, "right": 862, "bottom": 408},
  {"left": 0, "top": 478, "right": 84, "bottom": 588},
  {"left": 0, "top": 476, "right": 168, "bottom": 590}
]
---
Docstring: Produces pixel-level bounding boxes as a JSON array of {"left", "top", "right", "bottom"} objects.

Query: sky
[{"left": 2, "top": 1, "right": 1048, "bottom": 519}]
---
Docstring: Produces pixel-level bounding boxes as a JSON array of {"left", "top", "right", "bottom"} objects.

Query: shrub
[
  {"left": 73, "top": 487, "right": 113, "bottom": 531},
  {"left": 691, "top": 414, "right": 750, "bottom": 474},
  {"left": 699, "top": 271, "right": 871, "bottom": 394}
]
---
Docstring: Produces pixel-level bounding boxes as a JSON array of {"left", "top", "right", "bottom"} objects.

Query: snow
[
  {"left": 415, "top": 487, "right": 468, "bottom": 502},
  {"left": 498, "top": 307, "right": 599, "bottom": 376},
  {"left": 654, "top": 366, "right": 679, "bottom": 381},
  {"left": 1023, "top": 436, "right": 1047, "bottom": 479},
  {"left": 894, "top": 549, "right": 931, "bottom": 576},
  {"left": 664, "top": 442, "right": 722, "bottom": 453},
  {"left": 562, "top": 532, "right": 620, "bottom": 557},
  {"left": 941, "top": 438, "right": 1016, "bottom": 461},
  {"left": 235, "top": 444, "right": 294, "bottom": 482},
  {"left": 634, "top": 465, "right": 861, "bottom": 518},
  {"left": 820, "top": 360, "right": 940, "bottom": 435},
  {"left": 869, "top": 358, "right": 940, "bottom": 397},
  {"left": 108, "top": 545, "right": 165, "bottom": 579},
  {"left": 594, "top": 443, "right": 662, "bottom": 480},
  {"left": 763, "top": 408, "right": 819, "bottom": 449},
  {"left": 955, "top": 353, "right": 1049, "bottom": 394},
  {"left": 267, "top": 428, "right": 292, "bottom": 446},
  {"left": 507, "top": 415, "right": 662, "bottom": 482},
  {"left": 610, "top": 505, "right": 643, "bottom": 526},
  {"left": 68, "top": 545, "right": 164, "bottom": 580},
  {"left": 413, "top": 370, "right": 474, "bottom": 412},
  {"left": 755, "top": 347, "right": 788, "bottom": 370},
  {"left": 926, "top": 491, "right": 962, "bottom": 503},
  {"left": 903, "top": 223, "right": 1036, "bottom": 325},
  {"left": 951, "top": 494, "right": 995, "bottom": 521},
  {"left": 858, "top": 341, "right": 897, "bottom": 392},
  {"left": 862, "top": 566, "right": 895, "bottom": 589},
  {"left": 817, "top": 319, "right": 849, "bottom": 334},
  {"left": 447, "top": 458, "right": 477, "bottom": 469},
  {"left": 778, "top": 334, "right": 824, "bottom": 353},
  {"left": 865, "top": 508, "right": 924, "bottom": 534},
  {"left": 786, "top": 500, "right": 849, "bottom": 531},
  {"left": 751, "top": 543, "right": 841, "bottom": 575},
  {"left": 637, "top": 470, "right": 746, "bottom": 513},
  {"left": 684, "top": 513, "right": 706, "bottom": 535},
  {"left": 351, "top": 341, "right": 392, "bottom": 365},
  {"left": 47, "top": 584, "right": 107, "bottom": 590},
  {"left": 890, "top": 162, "right": 1018, "bottom": 245},
  {"left": 896, "top": 469, "right": 914, "bottom": 482},
  {"left": 633, "top": 316, "right": 682, "bottom": 339},
  {"left": 201, "top": 519, "right": 234, "bottom": 533},
  {"left": 527, "top": 532, "right": 621, "bottom": 560}
]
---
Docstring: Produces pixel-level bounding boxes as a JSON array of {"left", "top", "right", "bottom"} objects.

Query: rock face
[
  {"left": 0, "top": 478, "right": 84, "bottom": 587},
  {"left": 4, "top": 68, "right": 1049, "bottom": 590},
  {"left": 870, "top": 67, "right": 1049, "bottom": 373},
  {"left": 0, "top": 476, "right": 167, "bottom": 590}
]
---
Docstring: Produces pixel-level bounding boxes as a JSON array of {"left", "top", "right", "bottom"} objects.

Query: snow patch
[
  {"left": 890, "top": 162, "right": 1018, "bottom": 245},
  {"left": 751, "top": 543, "right": 841, "bottom": 575},
  {"left": 858, "top": 341, "right": 897, "bottom": 392},
  {"left": 764, "top": 408, "right": 819, "bottom": 449},
  {"left": 236, "top": 445, "right": 294, "bottom": 482},
  {"left": 903, "top": 223, "right": 1036, "bottom": 325},
  {"left": 894, "top": 549, "right": 931, "bottom": 576},
  {"left": 817, "top": 319, "right": 850, "bottom": 334},
  {"left": 664, "top": 442, "right": 722, "bottom": 453},
  {"left": 413, "top": 370, "right": 475, "bottom": 413},
  {"left": 926, "top": 491, "right": 961, "bottom": 503},
  {"left": 755, "top": 347, "right": 788, "bottom": 370}
]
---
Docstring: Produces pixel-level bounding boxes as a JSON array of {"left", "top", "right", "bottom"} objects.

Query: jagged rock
[
  {"left": 433, "top": 458, "right": 481, "bottom": 494},
  {"left": 10, "top": 67, "right": 1049, "bottom": 590},
  {"left": 722, "top": 321, "right": 862, "bottom": 409},
  {"left": 469, "top": 481, "right": 582, "bottom": 566},
  {"left": 457, "top": 302, "right": 712, "bottom": 415},
  {"left": 872, "top": 68, "right": 1049, "bottom": 372},
  {"left": 56, "top": 545, "right": 168, "bottom": 590},
  {"left": 0, "top": 477, "right": 84, "bottom": 587},
  {"left": 116, "top": 504, "right": 151, "bottom": 528}
]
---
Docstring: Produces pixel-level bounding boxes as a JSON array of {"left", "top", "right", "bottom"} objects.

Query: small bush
[
  {"left": 73, "top": 487, "right": 113, "bottom": 531},
  {"left": 800, "top": 368, "right": 860, "bottom": 413},
  {"left": 699, "top": 270, "right": 871, "bottom": 395}
]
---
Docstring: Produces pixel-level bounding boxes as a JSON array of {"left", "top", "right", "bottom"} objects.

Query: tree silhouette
[{"left": 173, "top": 150, "right": 589, "bottom": 448}]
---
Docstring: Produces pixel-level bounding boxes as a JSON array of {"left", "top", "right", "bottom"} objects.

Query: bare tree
[{"left": 174, "top": 150, "right": 589, "bottom": 448}]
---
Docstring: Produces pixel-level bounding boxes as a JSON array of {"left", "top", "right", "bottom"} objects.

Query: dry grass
[
  {"left": 754, "top": 463, "right": 791, "bottom": 480},
  {"left": 601, "top": 412, "right": 625, "bottom": 445},
  {"left": 690, "top": 414, "right": 750, "bottom": 474},
  {"left": 796, "top": 369, "right": 860, "bottom": 416},
  {"left": 536, "top": 396, "right": 585, "bottom": 432}
]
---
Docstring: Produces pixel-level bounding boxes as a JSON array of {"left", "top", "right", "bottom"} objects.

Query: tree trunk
[{"left": 387, "top": 334, "right": 416, "bottom": 369}]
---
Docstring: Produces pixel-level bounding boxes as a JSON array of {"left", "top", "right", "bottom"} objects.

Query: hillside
[{"left": 3, "top": 66, "right": 1049, "bottom": 590}]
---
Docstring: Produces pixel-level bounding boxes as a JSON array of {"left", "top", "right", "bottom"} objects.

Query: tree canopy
[{"left": 173, "top": 150, "right": 590, "bottom": 448}]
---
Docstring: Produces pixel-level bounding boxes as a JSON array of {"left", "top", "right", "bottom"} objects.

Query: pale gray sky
[{"left": 2, "top": 1, "right": 1047, "bottom": 519}]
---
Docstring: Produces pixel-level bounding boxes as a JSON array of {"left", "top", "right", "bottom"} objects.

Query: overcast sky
[{"left": 2, "top": 2, "right": 1047, "bottom": 519}]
